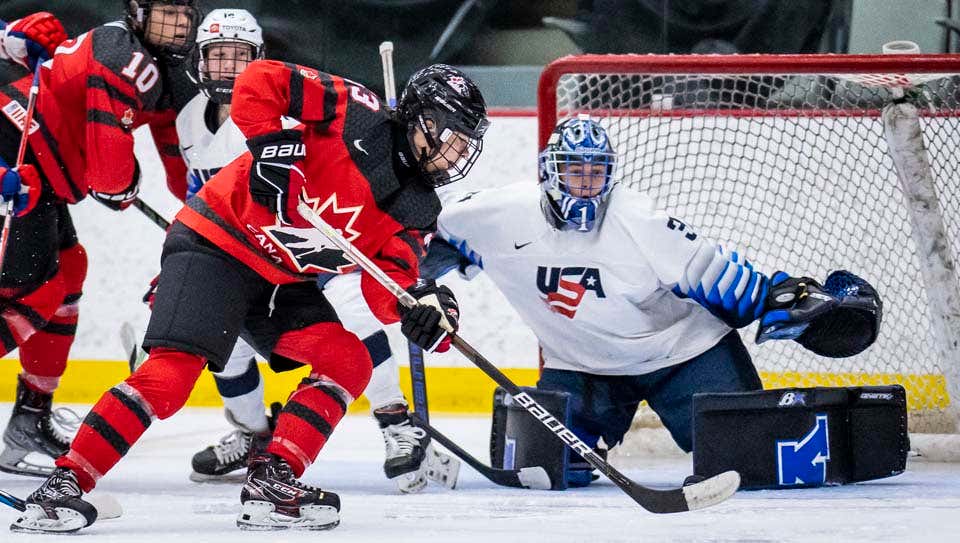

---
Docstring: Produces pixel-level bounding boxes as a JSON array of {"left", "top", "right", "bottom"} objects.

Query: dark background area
[{"left": 2, "top": 0, "right": 847, "bottom": 99}]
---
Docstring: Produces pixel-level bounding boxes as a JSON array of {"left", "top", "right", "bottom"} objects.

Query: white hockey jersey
[
  {"left": 437, "top": 182, "right": 734, "bottom": 376},
  {"left": 176, "top": 93, "right": 298, "bottom": 197}
]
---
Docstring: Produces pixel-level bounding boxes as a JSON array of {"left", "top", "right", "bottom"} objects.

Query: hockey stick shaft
[
  {"left": 0, "top": 65, "right": 40, "bottom": 276},
  {"left": 0, "top": 489, "right": 26, "bottom": 511},
  {"left": 296, "top": 201, "right": 739, "bottom": 513},
  {"left": 411, "top": 412, "right": 550, "bottom": 489},
  {"left": 131, "top": 197, "right": 170, "bottom": 230},
  {"left": 378, "top": 40, "right": 430, "bottom": 419}
]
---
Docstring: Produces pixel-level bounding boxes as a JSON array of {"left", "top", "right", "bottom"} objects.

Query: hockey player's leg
[
  {"left": 325, "top": 273, "right": 445, "bottom": 492},
  {"left": 0, "top": 241, "right": 82, "bottom": 476},
  {"left": 645, "top": 331, "right": 761, "bottom": 452},
  {"left": 237, "top": 323, "right": 370, "bottom": 531},
  {"left": 12, "top": 349, "right": 206, "bottom": 533},
  {"left": 191, "top": 340, "right": 272, "bottom": 482},
  {"left": 537, "top": 369, "right": 635, "bottom": 487}
]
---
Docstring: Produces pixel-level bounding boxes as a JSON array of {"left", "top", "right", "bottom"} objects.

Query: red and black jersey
[
  {"left": 176, "top": 60, "right": 440, "bottom": 324},
  {"left": 0, "top": 21, "right": 187, "bottom": 203}
]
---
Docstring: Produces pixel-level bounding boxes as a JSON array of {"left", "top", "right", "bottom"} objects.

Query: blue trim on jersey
[{"left": 673, "top": 251, "right": 769, "bottom": 329}]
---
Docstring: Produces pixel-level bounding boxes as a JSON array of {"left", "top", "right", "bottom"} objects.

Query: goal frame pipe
[{"left": 537, "top": 53, "right": 960, "bottom": 146}]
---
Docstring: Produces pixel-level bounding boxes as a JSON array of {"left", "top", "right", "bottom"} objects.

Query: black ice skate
[
  {"left": 0, "top": 376, "right": 73, "bottom": 477},
  {"left": 9, "top": 467, "right": 98, "bottom": 533},
  {"left": 374, "top": 403, "right": 429, "bottom": 492},
  {"left": 237, "top": 453, "right": 340, "bottom": 531},
  {"left": 190, "top": 403, "right": 280, "bottom": 483}
]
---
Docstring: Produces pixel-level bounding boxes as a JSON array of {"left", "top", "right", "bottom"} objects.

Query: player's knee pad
[
  {"left": 58, "top": 243, "right": 87, "bottom": 295},
  {"left": 273, "top": 322, "right": 372, "bottom": 400},
  {"left": 125, "top": 348, "right": 206, "bottom": 419}
]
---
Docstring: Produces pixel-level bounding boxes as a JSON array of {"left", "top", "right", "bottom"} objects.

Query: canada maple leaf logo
[{"left": 261, "top": 193, "right": 363, "bottom": 273}]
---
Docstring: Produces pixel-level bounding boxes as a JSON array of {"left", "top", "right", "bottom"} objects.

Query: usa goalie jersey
[{"left": 437, "top": 182, "right": 742, "bottom": 376}]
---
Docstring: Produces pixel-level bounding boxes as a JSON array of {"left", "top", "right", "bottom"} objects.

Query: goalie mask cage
[{"left": 538, "top": 54, "right": 960, "bottom": 439}]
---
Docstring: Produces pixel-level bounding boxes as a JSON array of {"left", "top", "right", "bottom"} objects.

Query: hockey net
[{"left": 538, "top": 54, "right": 960, "bottom": 451}]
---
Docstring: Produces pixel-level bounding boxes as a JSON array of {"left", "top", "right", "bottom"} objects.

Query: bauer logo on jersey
[
  {"left": 260, "top": 193, "right": 363, "bottom": 274},
  {"left": 536, "top": 266, "right": 606, "bottom": 319},
  {"left": 776, "top": 413, "right": 830, "bottom": 486}
]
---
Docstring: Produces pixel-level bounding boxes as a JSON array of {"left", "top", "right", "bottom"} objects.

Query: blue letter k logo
[{"left": 777, "top": 413, "right": 830, "bottom": 486}]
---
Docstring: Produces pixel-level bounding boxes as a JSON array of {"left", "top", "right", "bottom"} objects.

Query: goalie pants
[
  {"left": 0, "top": 196, "right": 85, "bottom": 394},
  {"left": 57, "top": 223, "right": 372, "bottom": 491},
  {"left": 537, "top": 330, "right": 760, "bottom": 455}
]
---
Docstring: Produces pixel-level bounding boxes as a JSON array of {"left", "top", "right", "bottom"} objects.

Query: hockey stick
[
  {"left": 0, "top": 64, "right": 40, "bottom": 276},
  {"left": 131, "top": 197, "right": 171, "bottom": 230},
  {"left": 411, "top": 414, "right": 551, "bottom": 489},
  {"left": 296, "top": 200, "right": 740, "bottom": 513},
  {"left": 379, "top": 40, "right": 431, "bottom": 410}
]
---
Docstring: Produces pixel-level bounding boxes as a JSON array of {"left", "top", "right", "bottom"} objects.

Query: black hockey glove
[
  {"left": 246, "top": 129, "right": 306, "bottom": 224},
  {"left": 399, "top": 280, "right": 460, "bottom": 353},
  {"left": 756, "top": 272, "right": 838, "bottom": 343},
  {"left": 90, "top": 161, "right": 140, "bottom": 211}
]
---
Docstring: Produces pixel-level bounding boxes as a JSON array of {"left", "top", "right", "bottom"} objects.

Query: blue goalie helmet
[{"left": 539, "top": 115, "right": 617, "bottom": 232}]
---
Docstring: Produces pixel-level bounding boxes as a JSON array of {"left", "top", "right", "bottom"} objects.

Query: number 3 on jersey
[
  {"left": 350, "top": 86, "right": 380, "bottom": 112},
  {"left": 667, "top": 217, "right": 698, "bottom": 241}
]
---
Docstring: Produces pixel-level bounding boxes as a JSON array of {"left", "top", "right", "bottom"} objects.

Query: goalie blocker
[{"left": 692, "top": 386, "right": 908, "bottom": 489}]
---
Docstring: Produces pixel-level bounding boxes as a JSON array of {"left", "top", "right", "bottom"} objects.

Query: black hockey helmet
[
  {"left": 125, "top": 0, "right": 200, "bottom": 60},
  {"left": 397, "top": 64, "right": 489, "bottom": 187}
]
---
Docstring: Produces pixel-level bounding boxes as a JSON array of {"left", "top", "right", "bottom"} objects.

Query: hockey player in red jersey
[
  {"left": 14, "top": 60, "right": 488, "bottom": 532},
  {"left": 0, "top": 2, "right": 199, "bottom": 479}
]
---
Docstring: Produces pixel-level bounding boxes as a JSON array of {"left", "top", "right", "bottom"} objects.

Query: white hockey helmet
[{"left": 196, "top": 9, "right": 264, "bottom": 104}]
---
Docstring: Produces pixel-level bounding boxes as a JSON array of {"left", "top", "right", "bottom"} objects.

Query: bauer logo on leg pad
[{"left": 776, "top": 414, "right": 830, "bottom": 486}]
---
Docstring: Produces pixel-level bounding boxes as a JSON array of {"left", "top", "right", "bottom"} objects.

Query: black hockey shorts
[
  {"left": 537, "top": 331, "right": 761, "bottom": 453},
  {"left": 0, "top": 198, "right": 76, "bottom": 291},
  {"left": 143, "top": 222, "right": 341, "bottom": 372}
]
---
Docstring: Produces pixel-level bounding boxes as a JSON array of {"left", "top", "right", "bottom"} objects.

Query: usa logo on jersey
[{"left": 536, "top": 266, "right": 605, "bottom": 318}]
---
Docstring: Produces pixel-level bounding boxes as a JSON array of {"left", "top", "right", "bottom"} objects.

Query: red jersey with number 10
[
  {"left": 0, "top": 22, "right": 186, "bottom": 202},
  {"left": 176, "top": 60, "right": 440, "bottom": 324}
]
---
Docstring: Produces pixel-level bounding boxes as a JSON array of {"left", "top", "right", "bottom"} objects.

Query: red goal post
[{"left": 537, "top": 53, "right": 960, "bottom": 438}]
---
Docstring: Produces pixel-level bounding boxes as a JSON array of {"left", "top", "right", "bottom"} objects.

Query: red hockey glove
[
  {"left": 399, "top": 280, "right": 460, "bottom": 353},
  {"left": 246, "top": 129, "right": 306, "bottom": 225},
  {"left": 90, "top": 162, "right": 141, "bottom": 211},
  {"left": 0, "top": 12, "right": 67, "bottom": 70},
  {"left": 0, "top": 162, "right": 41, "bottom": 217}
]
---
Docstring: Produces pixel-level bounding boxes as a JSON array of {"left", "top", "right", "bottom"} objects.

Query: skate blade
[
  {"left": 189, "top": 471, "right": 247, "bottom": 484},
  {"left": 0, "top": 447, "right": 56, "bottom": 478},
  {"left": 424, "top": 446, "right": 459, "bottom": 490},
  {"left": 9, "top": 503, "right": 91, "bottom": 533},
  {"left": 397, "top": 470, "right": 427, "bottom": 494},
  {"left": 236, "top": 501, "right": 339, "bottom": 531}
]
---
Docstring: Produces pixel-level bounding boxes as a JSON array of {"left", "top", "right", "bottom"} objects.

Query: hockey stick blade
[
  {"left": 295, "top": 201, "right": 739, "bottom": 513},
  {"left": 0, "top": 489, "right": 26, "bottom": 511},
  {"left": 412, "top": 414, "right": 551, "bottom": 490}
]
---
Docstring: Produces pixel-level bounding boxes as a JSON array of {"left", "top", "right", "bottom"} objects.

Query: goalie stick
[{"left": 296, "top": 200, "right": 741, "bottom": 513}]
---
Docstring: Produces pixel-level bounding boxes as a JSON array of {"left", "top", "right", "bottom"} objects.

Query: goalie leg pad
[{"left": 692, "top": 385, "right": 908, "bottom": 489}]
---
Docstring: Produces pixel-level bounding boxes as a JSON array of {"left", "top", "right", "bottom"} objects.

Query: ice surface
[{"left": 1, "top": 404, "right": 959, "bottom": 542}]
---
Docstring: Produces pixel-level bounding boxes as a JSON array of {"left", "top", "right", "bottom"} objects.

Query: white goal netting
[{"left": 539, "top": 54, "right": 960, "bottom": 438}]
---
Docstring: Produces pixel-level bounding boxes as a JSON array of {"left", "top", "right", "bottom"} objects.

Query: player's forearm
[
  {"left": 232, "top": 60, "right": 337, "bottom": 138},
  {"left": 671, "top": 242, "right": 769, "bottom": 328}
]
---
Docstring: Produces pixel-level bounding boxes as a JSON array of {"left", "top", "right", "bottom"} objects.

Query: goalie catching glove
[
  {"left": 399, "top": 280, "right": 459, "bottom": 353},
  {"left": 757, "top": 270, "right": 882, "bottom": 358}
]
